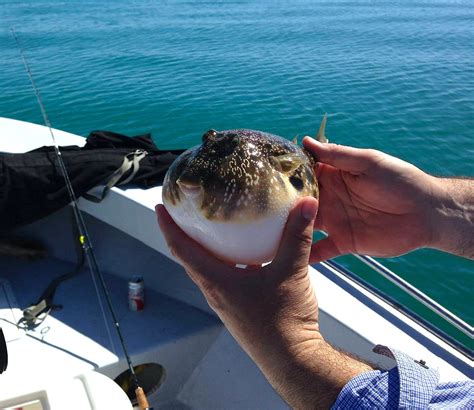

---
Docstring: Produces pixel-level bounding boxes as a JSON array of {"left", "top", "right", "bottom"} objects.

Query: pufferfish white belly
[
  {"left": 162, "top": 123, "right": 325, "bottom": 265},
  {"left": 166, "top": 187, "right": 297, "bottom": 265}
]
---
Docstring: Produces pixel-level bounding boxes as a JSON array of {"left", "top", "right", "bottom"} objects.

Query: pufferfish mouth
[{"left": 176, "top": 178, "right": 202, "bottom": 197}]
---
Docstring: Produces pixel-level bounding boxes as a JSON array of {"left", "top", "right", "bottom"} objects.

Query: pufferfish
[{"left": 162, "top": 116, "right": 328, "bottom": 265}]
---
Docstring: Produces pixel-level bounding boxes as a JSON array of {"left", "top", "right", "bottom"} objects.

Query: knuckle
[
  {"left": 366, "top": 148, "right": 383, "bottom": 161},
  {"left": 293, "top": 231, "right": 313, "bottom": 248},
  {"left": 326, "top": 143, "right": 338, "bottom": 157}
]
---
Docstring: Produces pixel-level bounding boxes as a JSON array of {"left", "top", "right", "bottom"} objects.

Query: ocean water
[{"left": 1, "top": 1, "right": 473, "bottom": 349}]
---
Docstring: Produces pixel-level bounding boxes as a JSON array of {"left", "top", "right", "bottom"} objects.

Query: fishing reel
[{"left": 0, "top": 327, "right": 7, "bottom": 374}]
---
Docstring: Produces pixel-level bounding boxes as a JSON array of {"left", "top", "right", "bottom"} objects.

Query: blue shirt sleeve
[{"left": 331, "top": 345, "right": 473, "bottom": 409}]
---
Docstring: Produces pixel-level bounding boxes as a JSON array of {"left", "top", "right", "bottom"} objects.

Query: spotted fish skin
[
  {"left": 162, "top": 128, "right": 319, "bottom": 264},
  {"left": 163, "top": 129, "right": 318, "bottom": 223}
]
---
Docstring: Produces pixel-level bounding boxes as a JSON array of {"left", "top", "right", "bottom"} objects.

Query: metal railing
[
  {"left": 354, "top": 255, "right": 473, "bottom": 338},
  {"left": 323, "top": 256, "right": 473, "bottom": 360}
]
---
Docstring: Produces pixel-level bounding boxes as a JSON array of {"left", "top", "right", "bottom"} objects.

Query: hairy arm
[
  {"left": 157, "top": 199, "right": 372, "bottom": 409},
  {"left": 429, "top": 177, "right": 474, "bottom": 258},
  {"left": 259, "top": 338, "right": 372, "bottom": 409}
]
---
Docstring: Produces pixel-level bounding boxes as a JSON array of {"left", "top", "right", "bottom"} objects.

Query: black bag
[{"left": 0, "top": 130, "right": 185, "bottom": 230}]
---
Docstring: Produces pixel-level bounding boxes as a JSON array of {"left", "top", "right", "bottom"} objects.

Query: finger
[
  {"left": 313, "top": 164, "right": 342, "bottom": 231},
  {"left": 316, "top": 162, "right": 338, "bottom": 188},
  {"left": 272, "top": 197, "right": 318, "bottom": 274},
  {"left": 309, "top": 236, "right": 343, "bottom": 264},
  {"left": 303, "top": 137, "right": 376, "bottom": 174},
  {"left": 156, "top": 204, "right": 229, "bottom": 286}
]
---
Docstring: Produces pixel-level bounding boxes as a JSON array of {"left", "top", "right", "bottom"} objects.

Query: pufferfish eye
[
  {"left": 202, "top": 129, "right": 218, "bottom": 142},
  {"left": 289, "top": 175, "right": 304, "bottom": 191}
]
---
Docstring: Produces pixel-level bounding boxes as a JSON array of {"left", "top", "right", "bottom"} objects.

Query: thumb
[
  {"left": 309, "top": 236, "right": 343, "bottom": 264},
  {"left": 303, "top": 137, "right": 376, "bottom": 174},
  {"left": 272, "top": 197, "right": 318, "bottom": 274}
]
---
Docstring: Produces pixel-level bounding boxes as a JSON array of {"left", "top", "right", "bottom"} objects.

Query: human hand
[
  {"left": 303, "top": 138, "right": 438, "bottom": 262},
  {"left": 156, "top": 197, "right": 369, "bottom": 408},
  {"left": 156, "top": 198, "right": 321, "bottom": 376}
]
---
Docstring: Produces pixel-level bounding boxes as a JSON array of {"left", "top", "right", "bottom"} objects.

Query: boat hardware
[
  {"left": 18, "top": 215, "right": 85, "bottom": 329},
  {"left": 324, "top": 259, "right": 473, "bottom": 361},
  {"left": 11, "top": 28, "right": 152, "bottom": 409},
  {"left": 354, "top": 254, "right": 473, "bottom": 339},
  {"left": 316, "top": 226, "right": 472, "bottom": 358}
]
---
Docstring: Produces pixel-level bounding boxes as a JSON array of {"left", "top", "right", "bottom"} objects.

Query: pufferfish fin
[
  {"left": 292, "top": 135, "right": 298, "bottom": 145},
  {"left": 269, "top": 153, "right": 305, "bottom": 174},
  {"left": 316, "top": 113, "right": 329, "bottom": 143}
]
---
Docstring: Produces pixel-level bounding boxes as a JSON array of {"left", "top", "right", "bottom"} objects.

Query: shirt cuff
[{"left": 331, "top": 345, "right": 440, "bottom": 409}]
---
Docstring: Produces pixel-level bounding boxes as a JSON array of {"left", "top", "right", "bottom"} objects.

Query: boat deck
[
  {"left": 0, "top": 208, "right": 289, "bottom": 408},
  {"left": 0, "top": 253, "right": 223, "bottom": 407},
  {"left": 0, "top": 117, "right": 471, "bottom": 409}
]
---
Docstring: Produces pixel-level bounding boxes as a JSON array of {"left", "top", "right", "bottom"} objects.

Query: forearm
[
  {"left": 429, "top": 176, "right": 474, "bottom": 258},
  {"left": 247, "top": 333, "right": 373, "bottom": 409}
]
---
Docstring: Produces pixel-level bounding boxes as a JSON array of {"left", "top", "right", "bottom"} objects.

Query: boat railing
[{"left": 322, "top": 256, "right": 473, "bottom": 361}]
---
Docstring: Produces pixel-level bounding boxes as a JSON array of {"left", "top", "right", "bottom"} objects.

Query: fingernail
[
  {"left": 303, "top": 136, "right": 316, "bottom": 145},
  {"left": 308, "top": 137, "right": 322, "bottom": 146},
  {"left": 302, "top": 199, "right": 318, "bottom": 221}
]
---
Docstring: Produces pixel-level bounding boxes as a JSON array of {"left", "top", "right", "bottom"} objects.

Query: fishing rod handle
[{"left": 135, "top": 386, "right": 152, "bottom": 410}]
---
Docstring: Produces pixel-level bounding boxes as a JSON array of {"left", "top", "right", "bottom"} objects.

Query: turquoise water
[{"left": 1, "top": 1, "right": 473, "bottom": 349}]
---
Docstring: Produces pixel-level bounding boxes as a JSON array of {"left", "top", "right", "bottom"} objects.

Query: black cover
[
  {"left": 0, "top": 131, "right": 185, "bottom": 230},
  {"left": 0, "top": 328, "right": 7, "bottom": 374}
]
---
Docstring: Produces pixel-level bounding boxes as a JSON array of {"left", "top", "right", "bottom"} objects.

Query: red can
[{"left": 128, "top": 276, "right": 145, "bottom": 311}]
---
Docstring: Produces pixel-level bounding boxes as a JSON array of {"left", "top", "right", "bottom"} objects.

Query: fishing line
[
  {"left": 11, "top": 28, "right": 150, "bottom": 407},
  {"left": 9, "top": 27, "right": 116, "bottom": 357}
]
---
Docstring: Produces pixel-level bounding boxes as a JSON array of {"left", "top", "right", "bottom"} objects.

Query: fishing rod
[{"left": 11, "top": 29, "right": 151, "bottom": 410}]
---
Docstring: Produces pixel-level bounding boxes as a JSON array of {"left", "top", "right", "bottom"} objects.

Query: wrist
[
  {"left": 425, "top": 174, "right": 446, "bottom": 250},
  {"left": 427, "top": 176, "right": 474, "bottom": 258},
  {"left": 243, "top": 323, "right": 323, "bottom": 373},
  {"left": 254, "top": 331, "right": 372, "bottom": 409}
]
